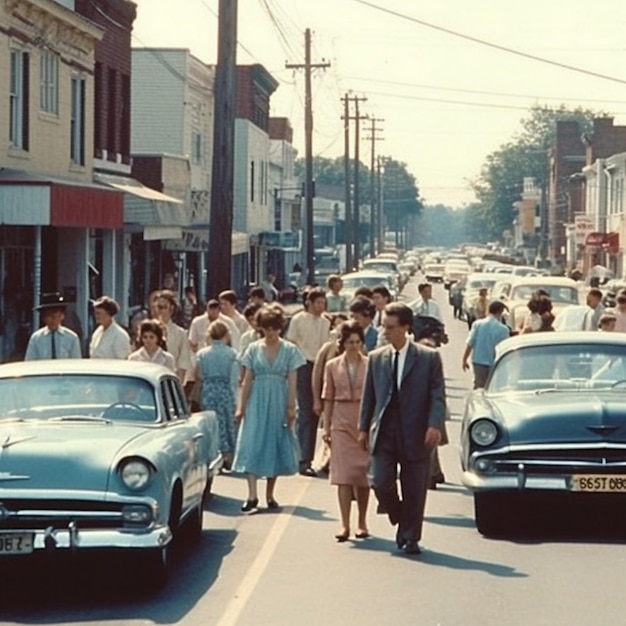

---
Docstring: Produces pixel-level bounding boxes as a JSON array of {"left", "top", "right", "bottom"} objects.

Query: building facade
[{"left": 0, "top": 0, "right": 124, "bottom": 359}]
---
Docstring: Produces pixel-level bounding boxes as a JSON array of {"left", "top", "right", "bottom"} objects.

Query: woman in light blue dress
[
  {"left": 194, "top": 320, "right": 240, "bottom": 468},
  {"left": 234, "top": 305, "right": 305, "bottom": 513}
]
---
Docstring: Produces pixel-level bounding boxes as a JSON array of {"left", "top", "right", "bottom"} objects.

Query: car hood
[
  {"left": 0, "top": 422, "right": 148, "bottom": 492},
  {"left": 488, "top": 392, "right": 626, "bottom": 446}
]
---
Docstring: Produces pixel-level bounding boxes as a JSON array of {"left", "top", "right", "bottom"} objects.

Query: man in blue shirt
[
  {"left": 25, "top": 293, "right": 82, "bottom": 361},
  {"left": 462, "top": 301, "right": 509, "bottom": 389}
]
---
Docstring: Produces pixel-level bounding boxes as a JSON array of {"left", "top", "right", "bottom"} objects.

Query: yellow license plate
[
  {"left": 571, "top": 475, "right": 626, "bottom": 493},
  {"left": 0, "top": 533, "right": 34, "bottom": 555}
]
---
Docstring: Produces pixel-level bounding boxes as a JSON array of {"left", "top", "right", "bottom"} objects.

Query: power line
[
  {"left": 352, "top": 0, "right": 626, "bottom": 86},
  {"left": 342, "top": 75, "right": 626, "bottom": 106}
]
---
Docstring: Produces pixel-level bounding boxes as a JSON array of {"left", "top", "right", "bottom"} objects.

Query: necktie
[
  {"left": 392, "top": 350, "right": 399, "bottom": 393},
  {"left": 50, "top": 329, "right": 57, "bottom": 359}
]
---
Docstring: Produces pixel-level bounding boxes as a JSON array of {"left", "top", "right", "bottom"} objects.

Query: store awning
[
  {"left": 94, "top": 173, "right": 187, "bottom": 239},
  {"left": 0, "top": 168, "right": 123, "bottom": 228}
]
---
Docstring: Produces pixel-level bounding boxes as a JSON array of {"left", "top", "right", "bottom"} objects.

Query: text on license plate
[
  {"left": 571, "top": 475, "right": 626, "bottom": 493},
  {"left": 0, "top": 533, "right": 34, "bottom": 555}
]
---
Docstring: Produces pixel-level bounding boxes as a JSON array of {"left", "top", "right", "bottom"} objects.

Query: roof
[
  {"left": 495, "top": 331, "right": 626, "bottom": 359},
  {"left": 497, "top": 276, "right": 577, "bottom": 287},
  {"left": 0, "top": 359, "right": 173, "bottom": 381}
]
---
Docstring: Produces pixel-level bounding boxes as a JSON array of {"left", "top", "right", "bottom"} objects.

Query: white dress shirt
[
  {"left": 392, "top": 337, "right": 411, "bottom": 390},
  {"left": 409, "top": 297, "right": 442, "bottom": 322},
  {"left": 188, "top": 313, "right": 241, "bottom": 351},
  {"left": 128, "top": 346, "right": 176, "bottom": 372},
  {"left": 89, "top": 322, "right": 130, "bottom": 359},
  {"left": 164, "top": 320, "right": 193, "bottom": 373}
]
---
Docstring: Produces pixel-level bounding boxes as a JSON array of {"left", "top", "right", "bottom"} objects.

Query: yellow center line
[{"left": 215, "top": 478, "right": 310, "bottom": 626}]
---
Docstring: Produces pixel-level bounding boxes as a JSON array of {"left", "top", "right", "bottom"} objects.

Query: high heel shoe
[
  {"left": 267, "top": 499, "right": 280, "bottom": 510},
  {"left": 241, "top": 498, "right": 259, "bottom": 513},
  {"left": 334, "top": 530, "right": 349, "bottom": 542}
]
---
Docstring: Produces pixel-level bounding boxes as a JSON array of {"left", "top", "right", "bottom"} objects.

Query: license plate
[
  {"left": 571, "top": 475, "right": 626, "bottom": 493},
  {"left": 0, "top": 533, "right": 34, "bottom": 555}
]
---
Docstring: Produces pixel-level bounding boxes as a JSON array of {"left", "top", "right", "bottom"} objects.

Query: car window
[
  {"left": 168, "top": 378, "right": 189, "bottom": 418},
  {"left": 488, "top": 344, "right": 626, "bottom": 393},
  {"left": 511, "top": 284, "right": 578, "bottom": 303},
  {"left": 0, "top": 374, "right": 157, "bottom": 422},
  {"left": 160, "top": 380, "right": 179, "bottom": 421}
]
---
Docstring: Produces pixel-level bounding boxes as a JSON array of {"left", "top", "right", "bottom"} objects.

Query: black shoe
[
  {"left": 267, "top": 499, "right": 280, "bottom": 510},
  {"left": 395, "top": 526, "right": 407, "bottom": 550},
  {"left": 299, "top": 466, "right": 317, "bottom": 477},
  {"left": 429, "top": 473, "right": 445, "bottom": 490},
  {"left": 404, "top": 541, "right": 422, "bottom": 555},
  {"left": 241, "top": 498, "right": 259, "bottom": 513}
]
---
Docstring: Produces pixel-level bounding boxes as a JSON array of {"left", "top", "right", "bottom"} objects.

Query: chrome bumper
[
  {"left": 1, "top": 524, "right": 173, "bottom": 553},
  {"left": 462, "top": 471, "right": 571, "bottom": 492}
]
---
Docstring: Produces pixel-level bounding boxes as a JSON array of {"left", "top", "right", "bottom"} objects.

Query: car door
[{"left": 160, "top": 378, "right": 203, "bottom": 513}]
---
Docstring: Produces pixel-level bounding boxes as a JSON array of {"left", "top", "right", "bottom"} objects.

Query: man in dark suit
[{"left": 358, "top": 302, "right": 446, "bottom": 554}]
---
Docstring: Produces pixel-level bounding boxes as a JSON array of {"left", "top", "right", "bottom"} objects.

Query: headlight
[
  {"left": 470, "top": 419, "right": 498, "bottom": 447},
  {"left": 120, "top": 459, "right": 152, "bottom": 490}
]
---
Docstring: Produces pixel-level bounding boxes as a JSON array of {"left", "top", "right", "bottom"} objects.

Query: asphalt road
[{"left": 3, "top": 278, "right": 626, "bottom": 626}]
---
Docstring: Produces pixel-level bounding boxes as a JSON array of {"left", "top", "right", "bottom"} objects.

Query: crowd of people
[{"left": 22, "top": 272, "right": 448, "bottom": 555}]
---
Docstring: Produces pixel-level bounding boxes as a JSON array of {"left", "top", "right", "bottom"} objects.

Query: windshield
[
  {"left": 468, "top": 279, "right": 497, "bottom": 290},
  {"left": 0, "top": 374, "right": 158, "bottom": 422},
  {"left": 343, "top": 276, "right": 390, "bottom": 289},
  {"left": 488, "top": 344, "right": 626, "bottom": 393},
  {"left": 362, "top": 261, "right": 397, "bottom": 273},
  {"left": 511, "top": 284, "right": 578, "bottom": 304},
  {"left": 425, "top": 264, "right": 445, "bottom": 272}
]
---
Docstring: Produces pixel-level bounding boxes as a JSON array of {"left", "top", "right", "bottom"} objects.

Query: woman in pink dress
[{"left": 322, "top": 321, "right": 369, "bottom": 542}]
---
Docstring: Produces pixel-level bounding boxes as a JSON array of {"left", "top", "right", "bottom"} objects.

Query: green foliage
[
  {"left": 471, "top": 104, "right": 602, "bottom": 240},
  {"left": 294, "top": 156, "right": 423, "bottom": 226},
  {"left": 416, "top": 204, "right": 471, "bottom": 247}
]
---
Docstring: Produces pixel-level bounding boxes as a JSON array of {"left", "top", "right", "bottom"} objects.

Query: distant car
[
  {"left": 340, "top": 270, "right": 396, "bottom": 303},
  {"left": 460, "top": 273, "right": 500, "bottom": 327},
  {"left": 511, "top": 266, "right": 549, "bottom": 277},
  {"left": 0, "top": 360, "right": 222, "bottom": 588},
  {"left": 424, "top": 262, "right": 445, "bottom": 283},
  {"left": 461, "top": 332, "right": 626, "bottom": 535},
  {"left": 492, "top": 276, "right": 580, "bottom": 332},
  {"left": 443, "top": 262, "right": 470, "bottom": 290}
]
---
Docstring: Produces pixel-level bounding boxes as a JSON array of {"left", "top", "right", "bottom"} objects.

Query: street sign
[{"left": 574, "top": 215, "right": 594, "bottom": 245}]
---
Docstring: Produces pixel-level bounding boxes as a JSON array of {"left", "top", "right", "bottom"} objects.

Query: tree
[
  {"left": 416, "top": 204, "right": 469, "bottom": 247},
  {"left": 469, "top": 105, "right": 602, "bottom": 241}
]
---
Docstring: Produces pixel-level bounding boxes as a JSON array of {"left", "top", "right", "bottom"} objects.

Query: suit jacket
[
  {"left": 322, "top": 353, "right": 367, "bottom": 404},
  {"left": 358, "top": 341, "right": 446, "bottom": 461}
]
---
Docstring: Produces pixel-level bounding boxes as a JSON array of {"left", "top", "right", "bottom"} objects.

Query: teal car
[{"left": 0, "top": 359, "right": 222, "bottom": 588}]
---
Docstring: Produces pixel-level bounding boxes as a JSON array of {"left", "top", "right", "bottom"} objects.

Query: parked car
[
  {"left": 0, "top": 359, "right": 222, "bottom": 588},
  {"left": 460, "top": 273, "right": 500, "bottom": 327},
  {"left": 340, "top": 270, "right": 396, "bottom": 303},
  {"left": 492, "top": 276, "right": 580, "bottom": 332},
  {"left": 443, "top": 261, "right": 470, "bottom": 290},
  {"left": 461, "top": 331, "right": 626, "bottom": 536}
]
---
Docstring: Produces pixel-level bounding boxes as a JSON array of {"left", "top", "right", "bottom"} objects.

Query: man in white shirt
[
  {"left": 156, "top": 290, "right": 192, "bottom": 383},
  {"left": 372, "top": 285, "right": 392, "bottom": 328},
  {"left": 409, "top": 283, "right": 442, "bottom": 322},
  {"left": 219, "top": 290, "right": 250, "bottom": 336},
  {"left": 286, "top": 287, "right": 331, "bottom": 476},
  {"left": 188, "top": 299, "right": 240, "bottom": 353}
]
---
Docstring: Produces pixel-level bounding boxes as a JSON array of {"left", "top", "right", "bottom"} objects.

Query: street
[{"left": 3, "top": 281, "right": 626, "bottom": 626}]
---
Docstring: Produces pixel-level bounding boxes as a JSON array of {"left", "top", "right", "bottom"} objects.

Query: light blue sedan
[{"left": 0, "top": 359, "right": 222, "bottom": 588}]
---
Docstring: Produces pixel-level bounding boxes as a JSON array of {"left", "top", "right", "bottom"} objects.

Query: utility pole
[
  {"left": 341, "top": 94, "right": 353, "bottom": 273},
  {"left": 364, "top": 117, "right": 384, "bottom": 258},
  {"left": 207, "top": 0, "right": 237, "bottom": 296},
  {"left": 350, "top": 95, "right": 367, "bottom": 267},
  {"left": 287, "top": 29, "right": 330, "bottom": 286},
  {"left": 376, "top": 155, "right": 384, "bottom": 256}
]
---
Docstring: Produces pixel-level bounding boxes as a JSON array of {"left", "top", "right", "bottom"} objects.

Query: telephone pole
[
  {"left": 287, "top": 29, "right": 330, "bottom": 286},
  {"left": 207, "top": 0, "right": 237, "bottom": 295},
  {"left": 341, "top": 94, "right": 353, "bottom": 272},
  {"left": 350, "top": 95, "right": 367, "bottom": 267},
  {"left": 364, "top": 117, "right": 384, "bottom": 258}
]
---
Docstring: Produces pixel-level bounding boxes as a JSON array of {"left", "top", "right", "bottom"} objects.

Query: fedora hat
[{"left": 34, "top": 292, "right": 68, "bottom": 311}]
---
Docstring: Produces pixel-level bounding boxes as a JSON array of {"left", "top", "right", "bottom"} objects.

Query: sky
[{"left": 132, "top": 0, "right": 626, "bottom": 208}]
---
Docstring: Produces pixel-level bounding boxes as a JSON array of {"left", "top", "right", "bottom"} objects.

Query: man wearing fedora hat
[{"left": 24, "top": 293, "right": 82, "bottom": 360}]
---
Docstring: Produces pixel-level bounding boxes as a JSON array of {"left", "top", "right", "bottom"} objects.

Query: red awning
[{"left": 0, "top": 169, "right": 123, "bottom": 229}]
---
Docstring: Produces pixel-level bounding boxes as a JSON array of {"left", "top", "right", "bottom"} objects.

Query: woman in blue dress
[
  {"left": 234, "top": 305, "right": 305, "bottom": 513},
  {"left": 194, "top": 320, "right": 240, "bottom": 468}
]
